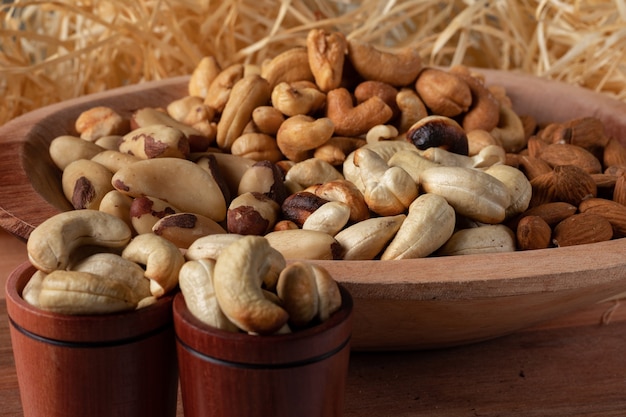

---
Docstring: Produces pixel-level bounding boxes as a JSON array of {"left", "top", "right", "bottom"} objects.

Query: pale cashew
[
  {"left": 436, "top": 224, "right": 516, "bottom": 256},
  {"left": 312, "top": 179, "right": 371, "bottom": 223},
  {"left": 212, "top": 235, "right": 289, "bottom": 334},
  {"left": 381, "top": 193, "right": 455, "bottom": 260},
  {"left": 466, "top": 129, "right": 501, "bottom": 156},
  {"left": 306, "top": 29, "right": 347, "bottom": 92},
  {"left": 27, "top": 210, "right": 132, "bottom": 273},
  {"left": 284, "top": 157, "right": 344, "bottom": 189},
  {"left": 365, "top": 124, "right": 399, "bottom": 144},
  {"left": 216, "top": 74, "right": 271, "bottom": 151},
  {"left": 152, "top": 212, "right": 227, "bottom": 249},
  {"left": 419, "top": 166, "right": 511, "bottom": 224},
  {"left": 36, "top": 270, "right": 136, "bottom": 314},
  {"left": 489, "top": 104, "right": 527, "bottom": 153},
  {"left": 280, "top": 191, "right": 329, "bottom": 227},
  {"left": 264, "top": 229, "right": 342, "bottom": 260},
  {"left": 251, "top": 106, "right": 285, "bottom": 135},
  {"left": 112, "top": 157, "right": 227, "bottom": 222},
  {"left": 310, "top": 264, "right": 342, "bottom": 322},
  {"left": 276, "top": 261, "right": 319, "bottom": 327},
  {"left": 49, "top": 135, "right": 104, "bottom": 170},
  {"left": 22, "top": 270, "right": 46, "bottom": 308},
  {"left": 276, "top": 115, "right": 334, "bottom": 162},
  {"left": 334, "top": 214, "right": 406, "bottom": 260},
  {"left": 354, "top": 147, "right": 418, "bottom": 216},
  {"left": 178, "top": 259, "right": 239, "bottom": 332},
  {"left": 122, "top": 233, "right": 185, "bottom": 298},
  {"left": 387, "top": 149, "right": 440, "bottom": 183},
  {"left": 485, "top": 164, "right": 532, "bottom": 219},
  {"left": 302, "top": 201, "right": 351, "bottom": 236},
  {"left": 62, "top": 159, "right": 114, "bottom": 210},
  {"left": 347, "top": 39, "right": 422, "bottom": 86},
  {"left": 271, "top": 81, "right": 326, "bottom": 117},
  {"left": 71, "top": 252, "right": 152, "bottom": 305},
  {"left": 326, "top": 87, "right": 393, "bottom": 137}
]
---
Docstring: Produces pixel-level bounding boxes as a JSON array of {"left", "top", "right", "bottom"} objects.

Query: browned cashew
[
  {"left": 406, "top": 115, "right": 469, "bottom": 155},
  {"left": 326, "top": 88, "right": 393, "bottom": 137},
  {"left": 450, "top": 65, "right": 500, "bottom": 132},
  {"left": 347, "top": 39, "right": 422, "bottom": 86},
  {"left": 284, "top": 158, "right": 344, "bottom": 189},
  {"left": 271, "top": 81, "right": 326, "bottom": 117},
  {"left": 415, "top": 67, "right": 472, "bottom": 117},
  {"left": 230, "top": 132, "right": 283, "bottom": 163},
  {"left": 276, "top": 115, "right": 334, "bottom": 162},
  {"left": 75, "top": 106, "right": 129, "bottom": 142},
  {"left": 260, "top": 47, "right": 314, "bottom": 89},
  {"left": 312, "top": 179, "right": 371, "bottom": 223},
  {"left": 396, "top": 88, "right": 429, "bottom": 134},
  {"left": 306, "top": 29, "right": 347, "bottom": 92},
  {"left": 204, "top": 63, "right": 244, "bottom": 112}
]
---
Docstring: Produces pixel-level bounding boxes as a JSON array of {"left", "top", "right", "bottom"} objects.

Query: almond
[
  {"left": 552, "top": 212, "right": 613, "bottom": 247},
  {"left": 516, "top": 215, "right": 552, "bottom": 250},
  {"left": 603, "top": 138, "right": 626, "bottom": 168},
  {"left": 537, "top": 143, "right": 602, "bottom": 174},
  {"left": 613, "top": 175, "right": 626, "bottom": 206},
  {"left": 515, "top": 201, "right": 578, "bottom": 227},
  {"left": 552, "top": 164, "right": 597, "bottom": 206},
  {"left": 578, "top": 197, "right": 626, "bottom": 238},
  {"left": 551, "top": 117, "right": 609, "bottom": 151},
  {"left": 528, "top": 172, "right": 556, "bottom": 207},
  {"left": 517, "top": 154, "right": 552, "bottom": 180}
]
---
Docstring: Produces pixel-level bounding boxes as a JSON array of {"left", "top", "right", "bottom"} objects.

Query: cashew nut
[
  {"left": 302, "top": 201, "right": 351, "bottom": 236},
  {"left": 326, "top": 87, "right": 393, "bottom": 137},
  {"left": 306, "top": 29, "right": 347, "bottom": 92},
  {"left": 347, "top": 39, "right": 422, "bottom": 86},
  {"left": 276, "top": 115, "right": 334, "bottom": 162},
  {"left": 271, "top": 81, "right": 326, "bottom": 117},
  {"left": 75, "top": 106, "right": 129, "bottom": 142},
  {"left": 334, "top": 214, "right": 406, "bottom": 260},
  {"left": 284, "top": 157, "right": 344, "bottom": 189}
]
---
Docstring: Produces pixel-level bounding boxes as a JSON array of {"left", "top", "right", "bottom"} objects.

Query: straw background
[{"left": 1, "top": 0, "right": 626, "bottom": 127}]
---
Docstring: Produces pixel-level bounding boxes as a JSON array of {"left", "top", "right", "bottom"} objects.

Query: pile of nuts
[{"left": 48, "top": 28, "right": 626, "bottom": 262}]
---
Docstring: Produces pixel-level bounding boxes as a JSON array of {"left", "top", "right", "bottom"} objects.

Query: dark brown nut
[
  {"left": 347, "top": 39, "right": 422, "bottom": 86},
  {"left": 75, "top": 106, "right": 129, "bottom": 142},
  {"left": 511, "top": 201, "right": 577, "bottom": 230},
  {"left": 613, "top": 174, "right": 626, "bottom": 206},
  {"left": 552, "top": 212, "right": 614, "bottom": 247},
  {"left": 450, "top": 65, "right": 500, "bottom": 132},
  {"left": 306, "top": 28, "right": 347, "bottom": 92},
  {"left": 281, "top": 191, "right": 329, "bottom": 227},
  {"left": 152, "top": 212, "right": 227, "bottom": 249},
  {"left": 516, "top": 215, "right": 552, "bottom": 250},
  {"left": 119, "top": 124, "right": 190, "bottom": 159},
  {"left": 326, "top": 87, "right": 393, "bottom": 137},
  {"left": 548, "top": 117, "right": 609, "bottom": 150},
  {"left": 517, "top": 154, "right": 553, "bottom": 180},
  {"left": 604, "top": 138, "right": 626, "bottom": 168},
  {"left": 396, "top": 88, "right": 429, "bottom": 134},
  {"left": 230, "top": 132, "right": 283, "bottom": 163},
  {"left": 354, "top": 81, "right": 399, "bottom": 119},
  {"left": 129, "top": 196, "right": 180, "bottom": 235},
  {"left": 553, "top": 164, "right": 597, "bottom": 206},
  {"left": 204, "top": 63, "right": 244, "bottom": 112},
  {"left": 49, "top": 135, "right": 105, "bottom": 170},
  {"left": 227, "top": 192, "right": 281, "bottom": 235},
  {"left": 271, "top": 81, "right": 326, "bottom": 117},
  {"left": 528, "top": 172, "right": 557, "bottom": 208},
  {"left": 62, "top": 159, "right": 114, "bottom": 210},
  {"left": 406, "top": 115, "right": 469, "bottom": 155},
  {"left": 519, "top": 114, "right": 538, "bottom": 139},
  {"left": 538, "top": 143, "right": 603, "bottom": 174},
  {"left": 414, "top": 67, "right": 472, "bottom": 117},
  {"left": 237, "top": 160, "right": 288, "bottom": 205},
  {"left": 579, "top": 197, "right": 626, "bottom": 237},
  {"left": 251, "top": 105, "right": 285, "bottom": 135}
]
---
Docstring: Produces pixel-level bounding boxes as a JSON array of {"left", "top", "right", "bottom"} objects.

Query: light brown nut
[
  {"left": 36, "top": 270, "right": 136, "bottom": 314},
  {"left": 188, "top": 56, "right": 222, "bottom": 98},
  {"left": 27, "top": 210, "right": 132, "bottom": 273},
  {"left": 178, "top": 259, "right": 239, "bottom": 331},
  {"left": 280, "top": 191, "right": 329, "bottom": 227},
  {"left": 419, "top": 166, "right": 511, "bottom": 224},
  {"left": 347, "top": 39, "right": 422, "bottom": 86},
  {"left": 91, "top": 150, "right": 140, "bottom": 173},
  {"left": 260, "top": 47, "right": 314, "bottom": 89},
  {"left": 353, "top": 147, "right": 418, "bottom": 216},
  {"left": 579, "top": 197, "right": 626, "bottom": 237},
  {"left": 396, "top": 88, "right": 429, "bottom": 134},
  {"left": 216, "top": 74, "right": 271, "bottom": 151},
  {"left": 513, "top": 201, "right": 578, "bottom": 229},
  {"left": 119, "top": 124, "right": 190, "bottom": 159},
  {"left": 167, "top": 95, "right": 210, "bottom": 123},
  {"left": 276, "top": 261, "right": 319, "bottom": 328},
  {"left": 537, "top": 143, "right": 603, "bottom": 174},
  {"left": 302, "top": 201, "right": 351, "bottom": 236},
  {"left": 213, "top": 235, "right": 289, "bottom": 334},
  {"left": 264, "top": 229, "right": 342, "bottom": 260},
  {"left": 489, "top": 104, "right": 527, "bottom": 153},
  {"left": 271, "top": 81, "right": 326, "bottom": 117},
  {"left": 122, "top": 233, "right": 185, "bottom": 297},
  {"left": 326, "top": 87, "right": 393, "bottom": 137},
  {"left": 516, "top": 215, "right": 552, "bottom": 250},
  {"left": 227, "top": 192, "right": 280, "bottom": 235},
  {"left": 552, "top": 212, "right": 614, "bottom": 247},
  {"left": 466, "top": 129, "right": 501, "bottom": 156},
  {"left": 312, "top": 179, "right": 370, "bottom": 223},
  {"left": 71, "top": 252, "right": 152, "bottom": 305},
  {"left": 450, "top": 66, "right": 500, "bottom": 132},
  {"left": 381, "top": 193, "right": 455, "bottom": 260},
  {"left": 414, "top": 67, "right": 472, "bottom": 117},
  {"left": 204, "top": 63, "right": 244, "bottom": 112},
  {"left": 251, "top": 106, "right": 285, "bottom": 135},
  {"left": 313, "top": 136, "right": 366, "bottom": 166},
  {"left": 354, "top": 81, "right": 400, "bottom": 118},
  {"left": 613, "top": 174, "right": 626, "bottom": 206},
  {"left": 306, "top": 29, "right": 347, "bottom": 92},
  {"left": 334, "top": 214, "right": 405, "bottom": 260},
  {"left": 230, "top": 132, "right": 283, "bottom": 163},
  {"left": 130, "top": 196, "right": 180, "bottom": 235},
  {"left": 75, "top": 106, "right": 129, "bottom": 142},
  {"left": 62, "top": 159, "right": 114, "bottom": 210},
  {"left": 550, "top": 117, "right": 609, "bottom": 151},
  {"left": 276, "top": 115, "right": 334, "bottom": 162},
  {"left": 406, "top": 115, "right": 469, "bottom": 155},
  {"left": 98, "top": 190, "right": 134, "bottom": 230},
  {"left": 603, "top": 138, "right": 626, "bottom": 168},
  {"left": 436, "top": 224, "right": 516, "bottom": 256},
  {"left": 49, "top": 135, "right": 105, "bottom": 170},
  {"left": 237, "top": 160, "right": 289, "bottom": 205},
  {"left": 528, "top": 172, "right": 557, "bottom": 208},
  {"left": 284, "top": 157, "right": 344, "bottom": 189},
  {"left": 112, "top": 157, "right": 227, "bottom": 222},
  {"left": 152, "top": 212, "right": 227, "bottom": 249},
  {"left": 185, "top": 234, "right": 245, "bottom": 261},
  {"left": 517, "top": 155, "right": 553, "bottom": 180}
]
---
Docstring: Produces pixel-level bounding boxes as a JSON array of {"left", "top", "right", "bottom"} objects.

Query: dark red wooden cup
[
  {"left": 173, "top": 285, "right": 353, "bottom": 417},
  {"left": 5, "top": 262, "right": 179, "bottom": 417}
]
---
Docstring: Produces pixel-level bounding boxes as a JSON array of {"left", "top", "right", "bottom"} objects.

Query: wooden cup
[
  {"left": 173, "top": 285, "right": 353, "bottom": 417},
  {"left": 5, "top": 261, "right": 179, "bottom": 417}
]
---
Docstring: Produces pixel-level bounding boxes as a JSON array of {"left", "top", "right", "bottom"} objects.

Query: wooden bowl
[{"left": 2, "top": 70, "right": 626, "bottom": 351}]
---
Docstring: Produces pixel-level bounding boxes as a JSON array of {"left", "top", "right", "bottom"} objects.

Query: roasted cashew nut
[
  {"left": 122, "top": 233, "right": 185, "bottom": 297},
  {"left": 212, "top": 235, "right": 289, "bottom": 334},
  {"left": 27, "top": 210, "right": 132, "bottom": 273}
]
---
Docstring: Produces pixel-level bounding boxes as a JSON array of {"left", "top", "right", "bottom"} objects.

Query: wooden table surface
[{"left": 2, "top": 228, "right": 626, "bottom": 416}]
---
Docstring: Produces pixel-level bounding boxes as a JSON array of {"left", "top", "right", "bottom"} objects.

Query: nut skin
[
  {"left": 552, "top": 164, "right": 597, "bottom": 206},
  {"left": 579, "top": 197, "right": 626, "bottom": 238},
  {"left": 281, "top": 191, "right": 329, "bottom": 227},
  {"left": 406, "top": 115, "right": 469, "bottom": 155},
  {"left": 119, "top": 124, "right": 190, "bottom": 159},
  {"left": 552, "top": 212, "right": 614, "bottom": 247},
  {"left": 516, "top": 215, "right": 552, "bottom": 250},
  {"left": 62, "top": 159, "right": 114, "bottom": 210},
  {"left": 227, "top": 192, "right": 280, "bottom": 235}
]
